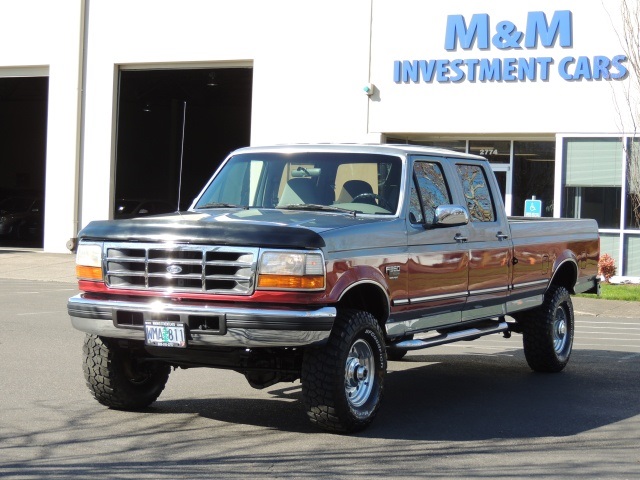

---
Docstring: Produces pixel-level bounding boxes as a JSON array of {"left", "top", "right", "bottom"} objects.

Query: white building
[{"left": 1, "top": 0, "right": 638, "bottom": 275}]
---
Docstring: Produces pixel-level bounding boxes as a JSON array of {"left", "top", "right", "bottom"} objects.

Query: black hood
[{"left": 78, "top": 208, "right": 384, "bottom": 249}]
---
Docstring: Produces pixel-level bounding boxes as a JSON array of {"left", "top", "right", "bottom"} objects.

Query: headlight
[
  {"left": 76, "top": 243, "right": 103, "bottom": 281},
  {"left": 257, "top": 250, "right": 325, "bottom": 290}
]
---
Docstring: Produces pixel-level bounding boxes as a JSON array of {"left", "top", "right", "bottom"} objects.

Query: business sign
[
  {"left": 394, "top": 11, "right": 628, "bottom": 84},
  {"left": 524, "top": 199, "right": 542, "bottom": 217}
]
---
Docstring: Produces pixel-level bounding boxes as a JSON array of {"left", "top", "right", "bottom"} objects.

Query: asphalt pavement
[
  {"left": 0, "top": 248, "right": 638, "bottom": 319},
  {"left": 0, "top": 249, "right": 638, "bottom": 478}
]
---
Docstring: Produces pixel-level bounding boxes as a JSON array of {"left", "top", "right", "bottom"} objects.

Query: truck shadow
[
  {"left": 368, "top": 348, "right": 639, "bottom": 440},
  {"left": 152, "top": 348, "right": 639, "bottom": 440}
]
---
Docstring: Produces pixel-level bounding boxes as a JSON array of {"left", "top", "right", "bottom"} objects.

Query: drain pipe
[{"left": 67, "top": 0, "right": 89, "bottom": 253}]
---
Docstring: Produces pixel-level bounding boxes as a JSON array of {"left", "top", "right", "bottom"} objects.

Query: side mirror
[{"left": 434, "top": 205, "right": 469, "bottom": 227}]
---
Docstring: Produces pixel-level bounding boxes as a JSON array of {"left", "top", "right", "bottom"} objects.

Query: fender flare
[
  {"left": 549, "top": 251, "right": 579, "bottom": 293},
  {"left": 329, "top": 266, "right": 391, "bottom": 321}
]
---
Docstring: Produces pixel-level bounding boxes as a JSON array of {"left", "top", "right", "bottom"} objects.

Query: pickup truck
[{"left": 68, "top": 144, "right": 599, "bottom": 433}]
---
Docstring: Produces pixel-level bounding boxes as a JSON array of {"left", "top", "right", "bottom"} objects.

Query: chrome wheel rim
[
  {"left": 553, "top": 306, "right": 569, "bottom": 353},
  {"left": 345, "top": 339, "right": 375, "bottom": 408}
]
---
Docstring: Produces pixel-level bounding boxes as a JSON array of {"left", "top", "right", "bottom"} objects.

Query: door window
[
  {"left": 456, "top": 164, "right": 496, "bottom": 222},
  {"left": 410, "top": 161, "right": 451, "bottom": 225}
]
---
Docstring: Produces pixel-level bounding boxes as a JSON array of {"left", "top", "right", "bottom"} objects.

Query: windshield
[{"left": 194, "top": 152, "right": 403, "bottom": 215}]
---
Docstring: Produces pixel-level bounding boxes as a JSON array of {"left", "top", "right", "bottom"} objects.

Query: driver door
[{"left": 405, "top": 158, "right": 469, "bottom": 330}]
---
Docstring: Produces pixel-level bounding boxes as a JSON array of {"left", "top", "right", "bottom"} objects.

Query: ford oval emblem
[{"left": 166, "top": 264, "right": 183, "bottom": 275}]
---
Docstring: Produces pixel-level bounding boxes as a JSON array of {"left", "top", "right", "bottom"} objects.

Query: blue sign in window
[{"left": 524, "top": 199, "right": 542, "bottom": 217}]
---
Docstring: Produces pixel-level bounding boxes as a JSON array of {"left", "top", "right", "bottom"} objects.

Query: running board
[{"left": 390, "top": 321, "right": 509, "bottom": 351}]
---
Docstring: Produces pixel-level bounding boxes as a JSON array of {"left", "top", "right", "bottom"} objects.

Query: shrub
[{"left": 598, "top": 253, "right": 616, "bottom": 282}]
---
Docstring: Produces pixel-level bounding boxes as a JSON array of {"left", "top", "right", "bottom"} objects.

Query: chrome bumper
[{"left": 68, "top": 294, "right": 335, "bottom": 348}]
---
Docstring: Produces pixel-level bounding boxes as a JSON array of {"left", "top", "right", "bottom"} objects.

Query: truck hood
[{"left": 78, "top": 208, "right": 391, "bottom": 250}]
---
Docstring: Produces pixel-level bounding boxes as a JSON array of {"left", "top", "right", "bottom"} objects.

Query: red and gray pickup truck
[{"left": 68, "top": 144, "right": 599, "bottom": 433}]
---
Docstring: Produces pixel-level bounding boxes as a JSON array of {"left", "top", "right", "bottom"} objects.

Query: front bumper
[{"left": 68, "top": 294, "right": 336, "bottom": 348}]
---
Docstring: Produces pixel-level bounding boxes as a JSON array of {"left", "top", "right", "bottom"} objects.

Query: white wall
[
  {"left": 369, "top": 0, "right": 634, "bottom": 136},
  {"left": 2, "top": 0, "right": 636, "bottom": 250},
  {"left": 0, "top": 0, "right": 84, "bottom": 253},
  {"left": 80, "top": 0, "right": 374, "bottom": 226}
]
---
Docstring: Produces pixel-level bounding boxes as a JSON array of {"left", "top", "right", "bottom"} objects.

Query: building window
[
  {"left": 626, "top": 139, "right": 640, "bottom": 230},
  {"left": 563, "top": 138, "right": 623, "bottom": 228},
  {"left": 385, "top": 138, "right": 555, "bottom": 215},
  {"left": 626, "top": 192, "right": 640, "bottom": 229},
  {"left": 624, "top": 235, "right": 640, "bottom": 276},
  {"left": 512, "top": 141, "right": 555, "bottom": 216},
  {"left": 600, "top": 233, "right": 621, "bottom": 270},
  {"left": 468, "top": 140, "right": 510, "bottom": 164},
  {"left": 389, "top": 138, "right": 467, "bottom": 153},
  {"left": 564, "top": 186, "right": 621, "bottom": 229}
]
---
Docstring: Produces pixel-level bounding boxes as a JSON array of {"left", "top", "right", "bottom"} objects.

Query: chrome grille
[{"left": 104, "top": 243, "right": 258, "bottom": 295}]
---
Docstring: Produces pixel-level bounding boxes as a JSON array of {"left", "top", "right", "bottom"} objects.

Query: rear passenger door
[
  {"left": 405, "top": 158, "right": 469, "bottom": 330},
  {"left": 453, "top": 162, "right": 511, "bottom": 321}
]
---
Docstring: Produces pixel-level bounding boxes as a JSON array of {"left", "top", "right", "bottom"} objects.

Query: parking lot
[{"left": 0, "top": 263, "right": 639, "bottom": 479}]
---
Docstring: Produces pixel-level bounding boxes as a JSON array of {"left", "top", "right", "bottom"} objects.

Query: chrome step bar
[{"left": 390, "top": 321, "right": 509, "bottom": 351}]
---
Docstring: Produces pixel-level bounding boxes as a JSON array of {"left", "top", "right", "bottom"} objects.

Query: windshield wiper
[
  {"left": 196, "top": 202, "right": 244, "bottom": 209},
  {"left": 276, "top": 204, "right": 359, "bottom": 216}
]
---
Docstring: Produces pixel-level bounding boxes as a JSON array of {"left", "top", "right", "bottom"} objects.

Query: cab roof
[{"left": 231, "top": 143, "right": 487, "bottom": 161}]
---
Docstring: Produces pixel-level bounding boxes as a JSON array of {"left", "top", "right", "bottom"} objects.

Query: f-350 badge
[{"left": 385, "top": 265, "right": 401, "bottom": 280}]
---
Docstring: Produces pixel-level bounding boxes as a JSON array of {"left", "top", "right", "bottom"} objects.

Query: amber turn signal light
[
  {"left": 76, "top": 265, "right": 103, "bottom": 281},
  {"left": 257, "top": 274, "right": 325, "bottom": 290}
]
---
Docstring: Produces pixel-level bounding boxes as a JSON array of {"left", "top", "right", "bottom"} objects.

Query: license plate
[{"left": 144, "top": 321, "right": 187, "bottom": 348}]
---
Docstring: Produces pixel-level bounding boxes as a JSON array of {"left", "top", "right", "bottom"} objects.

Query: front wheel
[
  {"left": 83, "top": 334, "right": 170, "bottom": 410},
  {"left": 302, "top": 310, "right": 386, "bottom": 433},
  {"left": 522, "top": 285, "right": 574, "bottom": 373}
]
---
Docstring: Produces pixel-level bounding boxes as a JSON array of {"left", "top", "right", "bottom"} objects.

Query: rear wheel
[
  {"left": 302, "top": 310, "right": 386, "bottom": 433},
  {"left": 521, "top": 285, "right": 574, "bottom": 372},
  {"left": 83, "top": 334, "right": 170, "bottom": 409}
]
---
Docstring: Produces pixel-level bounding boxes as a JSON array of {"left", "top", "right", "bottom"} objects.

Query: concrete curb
[
  {"left": 0, "top": 250, "right": 76, "bottom": 284},
  {"left": 572, "top": 297, "right": 638, "bottom": 320}
]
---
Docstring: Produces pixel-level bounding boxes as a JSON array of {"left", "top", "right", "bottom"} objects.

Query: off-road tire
[
  {"left": 521, "top": 285, "right": 574, "bottom": 373},
  {"left": 83, "top": 334, "right": 170, "bottom": 409},
  {"left": 301, "top": 310, "right": 386, "bottom": 433}
]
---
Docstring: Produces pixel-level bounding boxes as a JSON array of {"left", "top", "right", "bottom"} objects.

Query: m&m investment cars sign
[{"left": 394, "top": 11, "right": 628, "bottom": 84}]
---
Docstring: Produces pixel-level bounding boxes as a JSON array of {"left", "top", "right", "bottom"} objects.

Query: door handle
[
  {"left": 496, "top": 231, "right": 509, "bottom": 241},
  {"left": 454, "top": 233, "right": 468, "bottom": 243}
]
